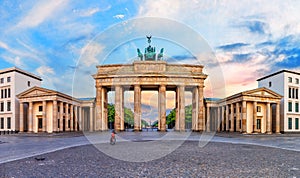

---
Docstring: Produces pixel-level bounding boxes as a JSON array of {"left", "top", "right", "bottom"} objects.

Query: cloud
[
  {"left": 2, "top": 56, "right": 24, "bottom": 68},
  {"left": 73, "top": 7, "right": 100, "bottom": 17},
  {"left": 113, "top": 14, "right": 125, "bottom": 19},
  {"left": 217, "top": 43, "right": 250, "bottom": 51},
  {"left": 16, "top": 0, "right": 69, "bottom": 28},
  {"left": 36, "top": 66, "right": 55, "bottom": 76},
  {"left": 0, "top": 41, "right": 9, "bottom": 49},
  {"left": 80, "top": 42, "right": 104, "bottom": 67},
  {"left": 0, "top": 39, "right": 45, "bottom": 67}
]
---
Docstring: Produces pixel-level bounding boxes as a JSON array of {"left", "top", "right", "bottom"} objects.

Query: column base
[{"left": 266, "top": 131, "right": 272, "bottom": 134}]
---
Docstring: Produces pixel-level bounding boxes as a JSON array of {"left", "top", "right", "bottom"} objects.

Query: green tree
[
  {"left": 107, "top": 103, "right": 115, "bottom": 123},
  {"left": 185, "top": 105, "right": 192, "bottom": 129},
  {"left": 107, "top": 103, "right": 115, "bottom": 129},
  {"left": 166, "top": 108, "right": 176, "bottom": 128},
  {"left": 166, "top": 104, "right": 192, "bottom": 129},
  {"left": 141, "top": 119, "right": 149, "bottom": 127},
  {"left": 124, "top": 107, "right": 134, "bottom": 128}
]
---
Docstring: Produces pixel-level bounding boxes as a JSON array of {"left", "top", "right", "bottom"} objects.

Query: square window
[
  {"left": 288, "top": 77, "right": 292, "bottom": 83},
  {"left": 38, "top": 106, "right": 43, "bottom": 112},
  {"left": 296, "top": 78, "right": 299, "bottom": 84},
  {"left": 257, "top": 106, "right": 261, "bottom": 112},
  {"left": 7, "top": 77, "right": 11, "bottom": 83},
  {"left": 0, "top": 78, "right": 4, "bottom": 84}
]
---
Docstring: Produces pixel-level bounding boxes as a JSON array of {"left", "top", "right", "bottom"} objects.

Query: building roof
[
  {"left": 204, "top": 98, "right": 221, "bottom": 101},
  {"left": 257, "top": 69, "right": 300, "bottom": 81},
  {"left": 77, "top": 97, "right": 95, "bottom": 101},
  {"left": 0, "top": 67, "right": 42, "bottom": 81},
  {"left": 17, "top": 86, "right": 80, "bottom": 103}
]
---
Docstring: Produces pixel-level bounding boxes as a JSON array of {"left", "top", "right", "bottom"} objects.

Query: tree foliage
[{"left": 166, "top": 104, "right": 192, "bottom": 129}]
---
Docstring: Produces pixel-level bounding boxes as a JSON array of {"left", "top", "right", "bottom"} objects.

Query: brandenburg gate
[{"left": 93, "top": 37, "right": 207, "bottom": 132}]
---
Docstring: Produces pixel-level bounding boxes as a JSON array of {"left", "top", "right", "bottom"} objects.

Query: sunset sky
[{"left": 1, "top": 0, "right": 300, "bottom": 122}]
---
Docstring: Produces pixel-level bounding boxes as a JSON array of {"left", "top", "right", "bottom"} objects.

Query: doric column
[
  {"left": 19, "top": 102, "right": 24, "bottom": 132},
  {"left": 134, "top": 85, "right": 142, "bottom": 131},
  {"left": 120, "top": 86, "right": 124, "bottom": 131},
  {"left": 89, "top": 105, "right": 94, "bottom": 132},
  {"left": 115, "top": 85, "right": 121, "bottom": 131},
  {"left": 192, "top": 87, "right": 199, "bottom": 131},
  {"left": 230, "top": 103, "right": 234, "bottom": 132},
  {"left": 242, "top": 101, "right": 247, "bottom": 132},
  {"left": 206, "top": 105, "right": 210, "bottom": 132},
  {"left": 103, "top": 88, "right": 108, "bottom": 130},
  {"left": 96, "top": 85, "right": 102, "bottom": 131},
  {"left": 79, "top": 107, "right": 83, "bottom": 131},
  {"left": 159, "top": 85, "right": 166, "bottom": 131},
  {"left": 198, "top": 86, "right": 205, "bottom": 131},
  {"left": 65, "top": 103, "right": 69, "bottom": 131},
  {"left": 179, "top": 85, "right": 185, "bottom": 131},
  {"left": 52, "top": 100, "right": 57, "bottom": 132},
  {"left": 266, "top": 103, "right": 272, "bottom": 134},
  {"left": 42, "top": 101, "right": 47, "bottom": 132},
  {"left": 175, "top": 87, "right": 179, "bottom": 131},
  {"left": 221, "top": 106, "right": 225, "bottom": 131},
  {"left": 59, "top": 102, "right": 64, "bottom": 132},
  {"left": 276, "top": 102, "right": 280, "bottom": 133},
  {"left": 225, "top": 105, "right": 229, "bottom": 131},
  {"left": 236, "top": 103, "right": 240, "bottom": 132},
  {"left": 74, "top": 106, "right": 78, "bottom": 131},
  {"left": 251, "top": 101, "right": 257, "bottom": 133},
  {"left": 70, "top": 104, "right": 74, "bottom": 131},
  {"left": 217, "top": 106, "right": 221, "bottom": 132},
  {"left": 28, "top": 101, "right": 33, "bottom": 132}
]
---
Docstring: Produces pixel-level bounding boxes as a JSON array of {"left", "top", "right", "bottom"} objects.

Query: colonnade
[
  {"left": 206, "top": 101, "right": 281, "bottom": 134},
  {"left": 95, "top": 84, "right": 205, "bottom": 132},
  {"left": 19, "top": 100, "right": 81, "bottom": 133}
]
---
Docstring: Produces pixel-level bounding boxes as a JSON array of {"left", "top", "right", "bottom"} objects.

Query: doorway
[{"left": 38, "top": 118, "right": 43, "bottom": 132}]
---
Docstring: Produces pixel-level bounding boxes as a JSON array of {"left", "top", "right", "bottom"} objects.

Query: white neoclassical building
[
  {"left": 0, "top": 67, "right": 41, "bottom": 132},
  {"left": 258, "top": 70, "right": 300, "bottom": 133}
]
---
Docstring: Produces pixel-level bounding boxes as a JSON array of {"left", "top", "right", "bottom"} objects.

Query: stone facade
[
  {"left": 17, "top": 87, "right": 81, "bottom": 133},
  {"left": 93, "top": 60, "right": 208, "bottom": 132},
  {"left": 205, "top": 88, "right": 282, "bottom": 134},
  {"left": 13, "top": 61, "right": 285, "bottom": 134}
]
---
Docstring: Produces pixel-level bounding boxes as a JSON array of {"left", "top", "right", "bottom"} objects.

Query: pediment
[
  {"left": 17, "top": 86, "right": 57, "bottom": 98},
  {"left": 242, "top": 87, "right": 282, "bottom": 98}
]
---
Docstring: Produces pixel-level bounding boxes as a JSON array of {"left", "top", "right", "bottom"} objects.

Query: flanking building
[
  {"left": 257, "top": 70, "right": 300, "bottom": 133},
  {"left": 17, "top": 86, "right": 82, "bottom": 133},
  {"left": 0, "top": 67, "right": 42, "bottom": 132},
  {"left": 205, "top": 87, "right": 282, "bottom": 134}
]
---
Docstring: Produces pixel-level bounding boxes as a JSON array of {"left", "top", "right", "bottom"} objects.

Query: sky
[{"left": 1, "top": 0, "right": 300, "bottom": 122}]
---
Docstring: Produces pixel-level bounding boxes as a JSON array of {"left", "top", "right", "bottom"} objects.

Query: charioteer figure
[{"left": 137, "top": 36, "right": 164, "bottom": 61}]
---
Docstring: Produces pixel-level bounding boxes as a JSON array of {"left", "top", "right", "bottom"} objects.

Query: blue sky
[{"left": 1, "top": 0, "right": 300, "bottom": 122}]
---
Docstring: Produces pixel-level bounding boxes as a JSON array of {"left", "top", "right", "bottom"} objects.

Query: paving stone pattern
[{"left": 1, "top": 141, "right": 299, "bottom": 177}]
